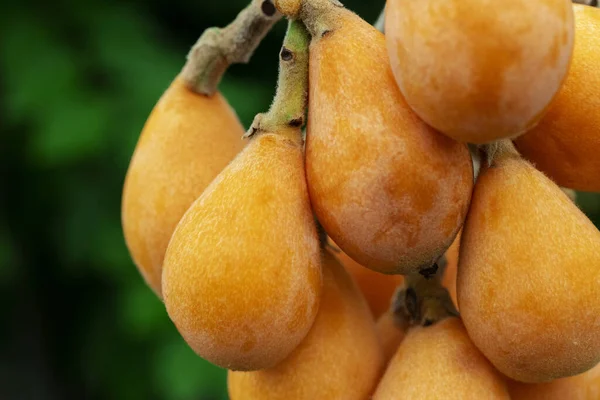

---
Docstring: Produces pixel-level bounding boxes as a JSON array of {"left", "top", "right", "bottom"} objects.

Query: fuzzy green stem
[
  {"left": 245, "top": 20, "right": 310, "bottom": 137},
  {"left": 181, "top": 0, "right": 281, "bottom": 95}
]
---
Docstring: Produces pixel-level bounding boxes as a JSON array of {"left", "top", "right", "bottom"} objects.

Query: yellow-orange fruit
[
  {"left": 122, "top": 77, "right": 244, "bottom": 296},
  {"left": 373, "top": 318, "right": 510, "bottom": 399},
  {"left": 162, "top": 130, "right": 321, "bottom": 371},
  {"left": 306, "top": 9, "right": 473, "bottom": 275},
  {"left": 376, "top": 309, "right": 407, "bottom": 365},
  {"left": 457, "top": 147, "right": 600, "bottom": 382},
  {"left": 228, "top": 249, "right": 384, "bottom": 399},
  {"left": 442, "top": 231, "right": 460, "bottom": 308},
  {"left": 515, "top": 5, "right": 600, "bottom": 192},
  {"left": 508, "top": 362, "right": 600, "bottom": 400},
  {"left": 385, "top": 0, "right": 575, "bottom": 144},
  {"left": 334, "top": 241, "right": 403, "bottom": 318}
]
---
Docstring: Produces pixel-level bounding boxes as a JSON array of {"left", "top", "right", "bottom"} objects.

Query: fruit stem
[
  {"left": 274, "top": 0, "right": 345, "bottom": 38},
  {"left": 394, "top": 268, "right": 458, "bottom": 327},
  {"left": 481, "top": 139, "right": 520, "bottom": 167},
  {"left": 182, "top": 0, "right": 281, "bottom": 95},
  {"left": 245, "top": 19, "right": 310, "bottom": 137}
]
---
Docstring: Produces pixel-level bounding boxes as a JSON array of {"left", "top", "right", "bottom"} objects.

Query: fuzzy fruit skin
[
  {"left": 457, "top": 153, "right": 600, "bottom": 383},
  {"left": 122, "top": 77, "right": 244, "bottom": 296},
  {"left": 385, "top": 0, "right": 574, "bottom": 144},
  {"left": 442, "top": 232, "right": 460, "bottom": 309},
  {"left": 373, "top": 318, "right": 510, "bottom": 400},
  {"left": 515, "top": 5, "right": 600, "bottom": 192},
  {"left": 376, "top": 310, "right": 406, "bottom": 366},
  {"left": 508, "top": 362, "right": 600, "bottom": 400},
  {"left": 162, "top": 131, "right": 321, "bottom": 371},
  {"left": 227, "top": 249, "right": 384, "bottom": 399},
  {"left": 334, "top": 241, "right": 403, "bottom": 318},
  {"left": 306, "top": 10, "right": 473, "bottom": 275}
]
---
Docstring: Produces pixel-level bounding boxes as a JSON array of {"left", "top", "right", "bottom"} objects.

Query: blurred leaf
[
  {"left": 82, "top": 295, "right": 157, "bottom": 400},
  {"left": 89, "top": 215, "right": 136, "bottom": 279},
  {"left": 85, "top": 5, "right": 180, "bottom": 102},
  {"left": 0, "top": 229, "right": 15, "bottom": 284},
  {"left": 154, "top": 338, "right": 228, "bottom": 400},
  {"left": 119, "top": 279, "right": 167, "bottom": 338},
  {"left": 56, "top": 174, "right": 131, "bottom": 279},
  {"left": 0, "top": 14, "right": 78, "bottom": 126},
  {"left": 82, "top": 4, "right": 182, "bottom": 165},
  {"left": 0, "top": 13, "right": 116, "bottom": 167},
  {"left": 220, "top": 77, "right": 273, "bottom": 128},
  {"left": 578, "top": 192, "right": 600, "bottom": 220},
  {"left": 28, "top": 95, "right": 113, "bottom": 167},
  {"left": 57, "top": 179, "right": 105, "bottom": 269}
]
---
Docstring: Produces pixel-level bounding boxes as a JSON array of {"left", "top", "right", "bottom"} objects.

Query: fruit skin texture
[
  {"left": 122, "top": 77, "right": 244, "bottom": 296},
  {"left": 306, "top": 10, "right": 473, "bottom": 275},
  {"left": 162, "top": 130, "right": 321, "bottom": 371},
  {"left": 334, "top": 240, "right": 403, "bottom": 318},
  {"left": 457, "top": 151, "right": 600, "bottom": 383},
  {"left": 376, "top": 309, "right": 406, "bottom": 365},
  {"left": 373, "top": 318, "right": 510, "bottom": 400},
  {"left": 228, "top": 249, "right": 384, "bottom": 400},
  {"left": 508, "top": 362, "right": 600, "bottom": 400},
  {"left": 442, "top": 231, "right": 460, "bottom": 309},
  {"left": 385, "top": 0, "right": 575, "bottom": 144},
  {"left": 515, "top": 5, "right": 600, "bottom": 192}
]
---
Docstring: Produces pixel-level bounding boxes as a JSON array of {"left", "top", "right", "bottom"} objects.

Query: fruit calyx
[
  {"left": 394, "top": 265, "right": 458, "bottom": 328},
  {"left": 182, "top": 0, "right": 281, "bottom": 95},
  {"left": 245, "top": 19, "right": 310, "bottom": 142},
  {"left": 482, "top": 139, "right": 521, "bottom": 167},
  {"left": 274, "top": 0, "right": 345, "bottom": 38}
]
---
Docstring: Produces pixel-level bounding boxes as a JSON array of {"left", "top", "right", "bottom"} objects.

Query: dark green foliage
[{"left": 0, "top": 0, "right": 597, "bottom": 399}]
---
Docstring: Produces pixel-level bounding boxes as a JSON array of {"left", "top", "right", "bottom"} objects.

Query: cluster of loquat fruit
[{"left": 121, "top": 0, "right": 600, "bottom": 398}]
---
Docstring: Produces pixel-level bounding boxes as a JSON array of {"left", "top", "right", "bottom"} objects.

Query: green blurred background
[{"left": 1, "top": 0, "right": 599, "bottom": 399}]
